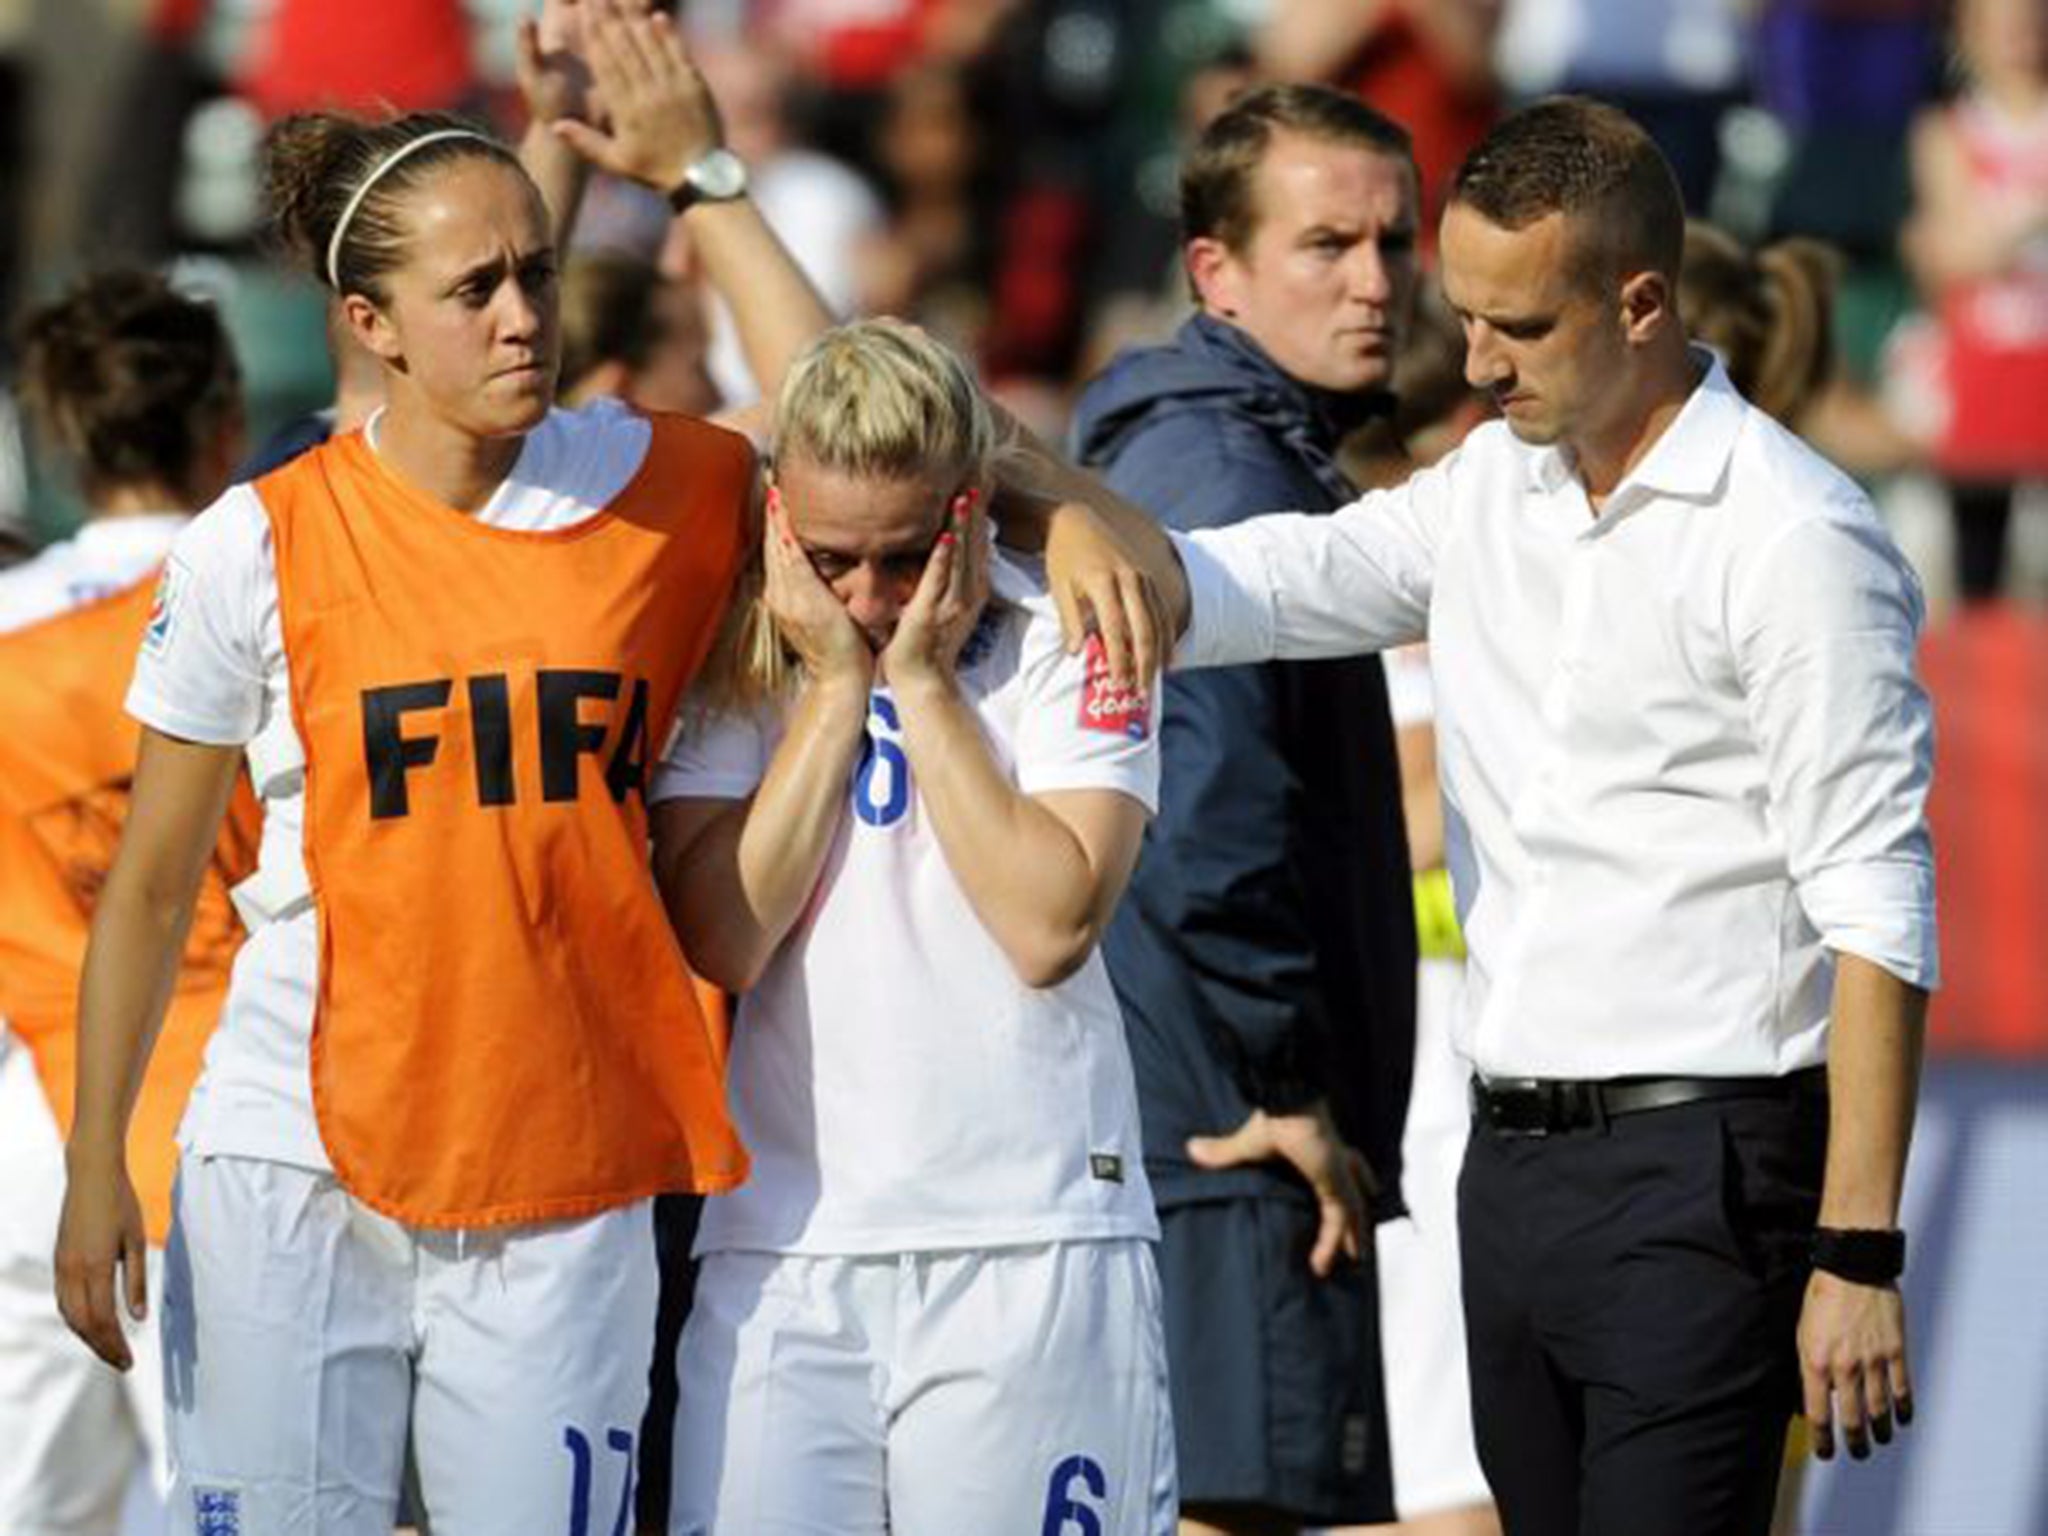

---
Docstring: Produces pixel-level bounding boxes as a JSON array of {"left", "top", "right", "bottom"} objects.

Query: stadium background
[{"left": 1, "top": 3, "right": 2042, "bottom": 1533}]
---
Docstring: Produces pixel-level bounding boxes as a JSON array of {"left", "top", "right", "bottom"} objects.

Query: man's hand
[
  {"left": 54, "top": 1154, "right": 148, "bottom": 1371},
  {"left": 550, "top": 0, "right": 724, "bottom": 192},
  {"left": 880, "top": 491, "right": 989, "bottom": 693},
  {"left": 763, "top": 487, "right": 872, "bottom": 690},
  {"left": 1798, "top": 1269, "right": 1915, "bottom": 1461},
  {"left": 1186, "top": 1102, "right": 1373, "bottom": 1277},
  {"left": 1043, "top": 502, "right": 1173, "bottom": 692}
]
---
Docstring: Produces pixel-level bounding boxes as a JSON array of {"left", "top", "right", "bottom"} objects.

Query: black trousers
[{"left": 1458, "top": 1090, "right": 1826, "bottom": 1536}]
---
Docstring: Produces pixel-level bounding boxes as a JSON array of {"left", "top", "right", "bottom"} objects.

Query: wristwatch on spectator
[{"left": 667, "top": 149, "right": 749, "bottom": 214}]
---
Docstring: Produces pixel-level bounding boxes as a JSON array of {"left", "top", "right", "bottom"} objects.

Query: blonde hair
[
  {"left": 696, "top": 319, "right": 998, "bottom": 711},
  {"left": 773, "top": 317, "right": 995, "bottom": 486}
]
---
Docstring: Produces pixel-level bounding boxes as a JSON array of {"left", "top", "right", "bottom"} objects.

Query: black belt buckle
[
  {"left": 1475, "top": 1077, "right": 1610, "bottom": 1137},
  {"left": 1578, "top": 1079, "right": 1611, "bottom": 1134},
  {"left": 1475, "top": 1078, "right": 1550, "bottom": 1137}
]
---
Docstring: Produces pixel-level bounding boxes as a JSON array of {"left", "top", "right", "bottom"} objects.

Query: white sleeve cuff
[
  {"left": 125, "top": 688, "right": 258, "bottom": 748},
  {"left": 1802, "top": 858, "right": 1941, "bottom": 993},
  {"left": 1016, "top": 766, "right": 1160, "bottom": 817}
]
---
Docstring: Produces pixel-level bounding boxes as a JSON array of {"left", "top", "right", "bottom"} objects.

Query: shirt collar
[
  {"left": 1616, "top": 347, "right": 1743, "bottom": 500},
  {"left": 1518, "top": 345, "right": 1743, "bottom": 504},
  {"left": 73, "top": 513, "right": 192, "bottom": 552}
]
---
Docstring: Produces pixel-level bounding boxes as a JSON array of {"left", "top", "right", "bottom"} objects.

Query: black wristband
[{"left": 1810, "top": 1226, "right": 1906, "bottom": 1285}]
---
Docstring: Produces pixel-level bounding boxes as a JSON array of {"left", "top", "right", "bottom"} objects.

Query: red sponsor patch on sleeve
[{"left": 1078, "top": 633, "right": 1152, "bottom": 740}]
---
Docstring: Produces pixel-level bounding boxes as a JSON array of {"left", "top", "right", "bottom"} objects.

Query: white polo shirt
[
  {"left": 654, "top": 554, "right": 1162, "bottom": 1256},
  {"left": 1174, "top": 354, "right": 1939, "bottom": 1082}
]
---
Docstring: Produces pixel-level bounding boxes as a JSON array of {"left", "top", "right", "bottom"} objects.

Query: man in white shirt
[
  {"left": 651, "top": 319, "right": 1174, "bottom": 1535},
  {"left": 1117, "top": 97, "right": 1934, "bottom": 1536}
]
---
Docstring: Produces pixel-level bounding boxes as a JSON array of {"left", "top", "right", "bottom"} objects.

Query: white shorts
[
  {"left": 671, "top": 1240, "right": 1176, "bottom": 1536},
  {"left": 1374, "top": 958, "right": 1491, "bottom": 1518},
  {"left": 162, "top": 1153, "right": 658, "bottom": 1536},
  {"left": 0, "top": 1037, "right": 169, "bottom": 1536}
]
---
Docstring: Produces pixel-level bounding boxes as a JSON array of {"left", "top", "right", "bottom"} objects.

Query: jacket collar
[{"left": 1184, "top": 312, "right": 1397, "bottom": 450}]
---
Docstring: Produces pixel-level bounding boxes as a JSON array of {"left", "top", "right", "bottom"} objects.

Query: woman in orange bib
[
  {"left": 48, "top": 12, "right": 797, "bottom": 1534},
  {"left": 0, "top": 269, "right": 258, "bottom": 1536}
]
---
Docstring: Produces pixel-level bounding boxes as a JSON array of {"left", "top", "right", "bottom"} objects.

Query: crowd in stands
[
  {"left": 1, "top": 0, "right": 2044, "bottom": 606},
  {"left": 0, "top": 7, "right": 2032, "bottom": 1536}
]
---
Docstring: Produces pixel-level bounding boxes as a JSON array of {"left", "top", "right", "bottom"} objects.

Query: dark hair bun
[
  {"left": 16, "top": 269, "right": 241, "bottom": 496},
  {"left": 263, "top": 112, "right": 374, "bottom": 272}
]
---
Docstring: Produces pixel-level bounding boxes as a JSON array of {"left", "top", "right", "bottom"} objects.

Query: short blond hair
[
  {"left": 697, "top": 320, "right": 997, "bottom": 713},
  {"left": 771, "top": 318, "right": 994, "bottom": 487}
]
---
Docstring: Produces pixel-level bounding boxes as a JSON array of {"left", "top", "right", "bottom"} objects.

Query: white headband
[{"left": 325, "top": 129, "right": 494, "bottom": 290}]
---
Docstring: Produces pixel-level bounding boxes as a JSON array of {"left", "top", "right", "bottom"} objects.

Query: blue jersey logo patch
[{"left": 194, "top": 1487, "right": 241, "bottom": 1536}]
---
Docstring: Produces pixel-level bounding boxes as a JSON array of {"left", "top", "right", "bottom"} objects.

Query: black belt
[{"left": 1471, "top": 1068, "right": 1826, "bottom": 1137}]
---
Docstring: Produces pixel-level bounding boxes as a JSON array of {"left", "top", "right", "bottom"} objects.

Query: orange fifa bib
[
  {"left": 257, "top": 417, "right": 752, "bottom": 1227},
  {"left": 0, "top": 575, "right": 260, "bottom": 1244}
]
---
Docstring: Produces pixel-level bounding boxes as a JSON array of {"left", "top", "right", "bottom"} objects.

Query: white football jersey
[
  {"left": 655, "top": 554, "right": 1162, "bottom": 1256},
  {"left": 0, "top": 514, "right": 188, "bottom": 633}
]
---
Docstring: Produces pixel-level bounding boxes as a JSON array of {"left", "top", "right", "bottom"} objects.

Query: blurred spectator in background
[
  {"left": 1682, "top": 223, "right": 1839, "bottom": 427},
  {"left": 1747, "top": 1, "right": 1939, "bottom": 257},
  {"left": 235, "top": 0, "right": 479, "bottom": 120},
  {"left": 1494, "top": 0, "right": 1747, "bottom": 209},
  {"left": 84, "top": 0, "right": 487, "bottom": 279},
  {"left": 862, "top": 61, "right": 994, "bottom": 350},
  {"left": 559, "top": 252, "right": 722, "bottom": 415},
  {"left": 234, "top": 297, "right": 384, "bottom": 479},
  {"left": 1681, "top": 220, "right": 1919, "bottom": 477},
  {"left": 1899, "top": 0, "right": 2048, "bottom": 602},
  {"left": 1256, "top": 0, "right": 1500, "bottom": 251},
  {"left": 0, "top": 0, "right": 28, "bottom": 334},
  {"left": 682, "top": 37, "right": 884, "bottom": 403},
  {"left": 0, "top": 393, "right": 28, "bottom": 569},
  {"left": 1073, "top": 43, "right": 1261, "bottom": 390},
  {"left": 850, "top": 0, "right": 1241, "bottom": 405},
  {"left": 762, "top": 0, "right": 1022, "bottom": 163}
]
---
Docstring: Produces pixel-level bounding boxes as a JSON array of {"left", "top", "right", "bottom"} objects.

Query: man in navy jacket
[{"left": 1072, "top": 85, "right": 1420, "bottom": 1535}]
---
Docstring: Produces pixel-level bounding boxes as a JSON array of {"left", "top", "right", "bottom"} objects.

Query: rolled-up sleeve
[{"left": 1734, "top": 505, "right": 1940, "bottom": 990}]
